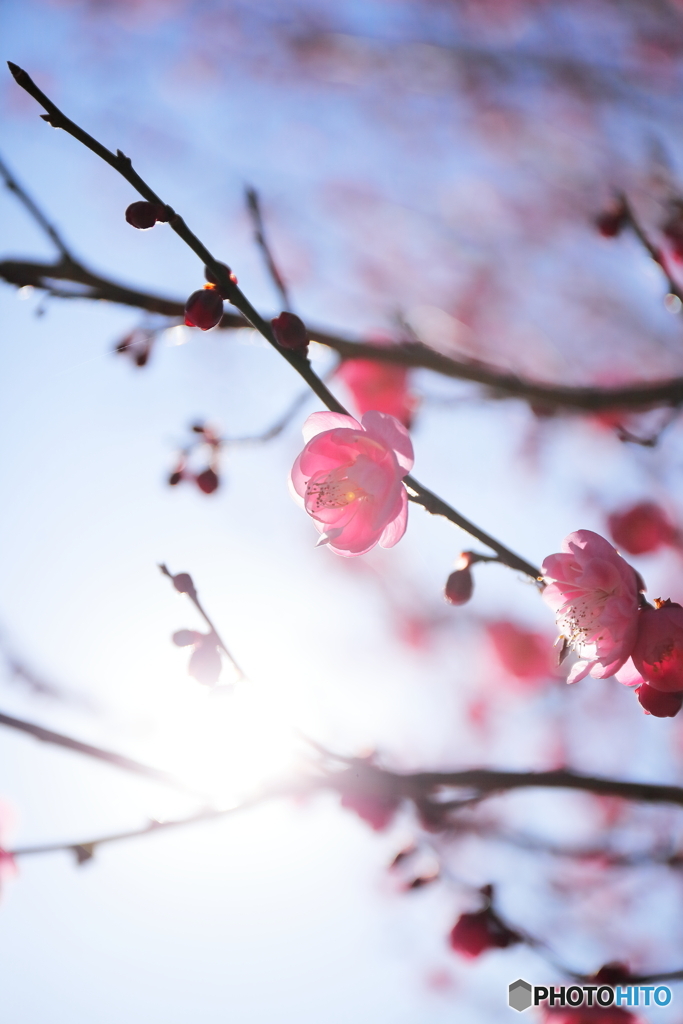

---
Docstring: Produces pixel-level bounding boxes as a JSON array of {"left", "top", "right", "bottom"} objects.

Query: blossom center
[{"left": 306, "top": 465, "right": 367, "bottom": 511}]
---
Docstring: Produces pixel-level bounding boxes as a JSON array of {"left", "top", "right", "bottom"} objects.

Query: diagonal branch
[
  {"left": 0, "top": 710, "right": 199, "bottom": 795},
  {"left": 0, "top": 152, "right": 74, "bottom": 261},
  {"left": 6, "top": 62, "right": 542, "bottom": 582},
  {"left": 245, "top": 186, "right": 291, "bottom": 310}
]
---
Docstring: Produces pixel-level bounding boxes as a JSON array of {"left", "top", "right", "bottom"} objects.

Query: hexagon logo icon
[{"left": 508, "top": 978, "right": 532, "bottom": 1012}]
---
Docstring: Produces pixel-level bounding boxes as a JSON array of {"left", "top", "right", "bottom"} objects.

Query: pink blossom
[
  {"left": 335, "top": 358, "right": 417, "bottom": 428},
  {"left": 290, "top": 410, "right": 414, "bottom": 556},
  {"left": 486, "top": 620, "right": 554, "bottom": 684},
  {"left": 607, "top": 502, "right": 678, "bottom": 555},
  {"left": 541, "top": 530, "right": 641, "bottom": 684},
  {"left": 632, "top": 600, "right": 683, "bottom": 692}
]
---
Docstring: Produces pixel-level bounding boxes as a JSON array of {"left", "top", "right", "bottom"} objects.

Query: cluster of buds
[
  {"left": 184, "top": 264, "right": 237, "bottom": 332},
  {"left": 168, "top": 422, "right": 222, "bottom": 495}
]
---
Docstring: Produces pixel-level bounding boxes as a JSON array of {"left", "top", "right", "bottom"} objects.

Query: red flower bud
[
  {"left": 595, "top": 200, "right": 627, "bottom": 238},
  {"left": 271, "top": 312, "right": 308, "bottom": 354},
  {"left": 444, "top": 566, "right": 473, "bottom": 605},
  {"left": 608, "top": 502, "right": 677, "bottom": 555},
  {"left": 168, "top": 470, "right": 183, "bottom": 486},
  {"left": 448, "top": 909, "right": 520, "bottom": 958},
  {"left": 195, "top": 468, "right": 219, "bottom": 494},
  {"left": 204, "top": 262, "right": 237, "bottom": 297},
  {"left": 125, "top": 201, "right": 171, "bottom": 230},
  {"left": 185, "top": 287, "right": 224, "bottom": 331},
  {"left": 632, "top": 600, "right": 683, "bottom": 692},
  {"left": 189, "top": 641, "right": 222, "bottom": 686},
  {"left": 636, "top": 682, "right": 683, "bottom": 717}
]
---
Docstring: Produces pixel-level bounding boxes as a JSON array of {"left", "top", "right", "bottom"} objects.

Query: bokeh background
[{"left": 4, "top": 1, "right": 683, "bottom": 1020}]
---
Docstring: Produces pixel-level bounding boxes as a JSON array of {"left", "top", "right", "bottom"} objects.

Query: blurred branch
[
  {"left": 7, "top": 255, "right": 683, "bottom": 415},
  {"left": 0, "top": 152, "right": 74, "bottom": 261},
  {"left": 0, "top": 710, "right": 198, "bottom": 794},
  {"left": 6, "top": 63, "right": 542, "bottom": 582},
  {"left": 621, "top": 192, "right": 683, "bottom": 306},
  {"left": 159, "top": 565, "right": 245, "bottom": 682},
  {"left": 245, "top": 186, "right": 291, "bottom": 310}
]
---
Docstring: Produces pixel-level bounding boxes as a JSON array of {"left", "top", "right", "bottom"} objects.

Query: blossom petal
[
  {"left": 361, "top": 410, "right": 414, "bottom": 473},
  {"left": 302, "top": 411, "right": 361, "bottom": 443}
]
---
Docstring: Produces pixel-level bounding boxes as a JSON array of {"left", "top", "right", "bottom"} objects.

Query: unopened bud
[
  {"left": 171, "top": 572, "right": 195, "bottom": 595},
  {"left": 636, "top": 682, "right": 683, "bottom": 718},
  {"left": 204, "top": 262, "right": 237, "bottom": 297},
  {"left": 185, "top": 287, "right": 224, "bottom": 331},
  {"left": 168, "top": 470, "right": 183, "bottom": 486},
  {"left": 445, "top": 565, "right": 473, "bottom": 606},
  {"left": 196, "top": 468, "right": 219, "bottom": 494},
  {"left": 595, "top": 200, "right": 628, "bottom": 238},
  {"left": 271, "top": 312, "right": 308, "bottom": 355},
  {"left": 125, "top": 201, "right": 171, "bottom": 230}
]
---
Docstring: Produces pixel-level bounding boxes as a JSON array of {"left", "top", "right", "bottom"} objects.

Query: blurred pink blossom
[
  {"left": 607, "top": 502, "right": 678, "bottom": 556},
  {"left": 542, "top": 531, "right": 641, "bottom": 684},
  {"left": 290, "top": 410, "right": 414, "bottom": 556},
  {"left": 486, "top": 620, "right": 554, "bottom": 684},
  {"left": 335, "top": 358, "right": 417, "bottom": 428}
]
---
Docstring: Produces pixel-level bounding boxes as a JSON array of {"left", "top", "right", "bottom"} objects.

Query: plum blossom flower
[
  {"left": 290, "top": 410, "right": 414, "bottom": 556},
  {"left": 607, "top": 502, "right": 678, "bottom": 556},
  {"left": 335, "top": 358, "right": 417, "bottom": 428},
  {"left": 542, "top": 530, "right": 641, "bottom": 684}
]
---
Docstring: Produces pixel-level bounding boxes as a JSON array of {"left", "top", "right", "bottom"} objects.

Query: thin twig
[
  {"left": 0, "top": 152, "right": 74, "bottom": 261},
  {"left": 6, "top": 63, "right": 543, "bottom": 581},
  {"left": 620, "top": 192, "right": 683, "bottom": 306},
  {"left": 159, "top": 565, "right": 245, "bottom": 681},
  {"left": 245, "top": 186, "right": 291, "bottom": 310},
  {"left": 0, "top": 710, "right": 199, "bottom": 795}
]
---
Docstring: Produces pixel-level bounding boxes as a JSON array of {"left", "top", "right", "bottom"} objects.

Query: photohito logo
[{"left": 508, "top": 979, "right": 673, "bottom": 1013}]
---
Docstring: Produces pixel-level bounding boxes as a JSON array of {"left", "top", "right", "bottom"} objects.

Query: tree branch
[
  {"left": 245, "top": 186, "right": 291, "bottom": 310},
  {"left": 6, "top": 62, "right": 542, "bottom": 582},
  {"left": 0, "top": 710, "right": 198, "bottom": 795}
]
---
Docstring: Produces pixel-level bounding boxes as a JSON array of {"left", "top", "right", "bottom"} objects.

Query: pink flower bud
[
  {"left": 448, "top": 909, "right": 520, "bottom": 958},
  {"left": 608, "top": 502, "right": 677, "bottom": 555},
  {"left": 632, "top": 600, "right": 683, "bottom": 692},
  {"left": 271, "top": 312, "right": 308, "bottom": 354},
  {"left": 188, "top": 641, "right": 222, "bottom": 686},
  {"left": 184, "top": 287, "right": 224, "bottom": 331},
  {"left": 195, "top": 468, "right": 219, "bottom": 494},
  {"left": 340, "top": 792, "right": 399, "bottom": 831},
  {"left": 125, "top": 201, "right": 170, "bottom": 229}
]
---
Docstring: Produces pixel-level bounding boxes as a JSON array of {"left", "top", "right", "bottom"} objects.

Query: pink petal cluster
[
  {"left": 542, "top": 531, "right": 640, "bottom": 684},
  {"left": 290, "top": 410, "right": 414, "bottom": 556}
]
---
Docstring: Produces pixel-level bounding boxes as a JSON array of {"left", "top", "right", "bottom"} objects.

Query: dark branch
[
  {"left": 6, "top": 63, "right": 542, "bottom": 581},
  {"left": 0, "top": 152, "right": 74, "bottom": 261}
]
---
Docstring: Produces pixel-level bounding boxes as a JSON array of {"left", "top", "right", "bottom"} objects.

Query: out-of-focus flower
[
  {"left": 0, "top": 801, "right": 17, "bottom": 892},
  {"left": 486, "top": 620, "right": 554, "bottom": 683},
  {"left": 541, "top": 1008, "right": 640, "bottom": 1023},
  {"left": 335, "top": 358, "right": 417, "bottom": 428},
  {"left": 608, "top": 502, "right": 678, "bottom": 556},
  {"left": 448, "top": 908, "right": 521, "bottom": 958},
  {"left": 542, "top": 531, "right": 641, "bottom": 684},
  {"left": 173, "top": 628, "right": 222, "bottom": 686},
  {"left": 337, "top": 767, "right": 400, "bottom": 831},
  {"left": 632, "top": 599, "right": 683, "bottom": 693},
  {"left": 290, "top": 410, "right": 414, "bottom": 556},
  {"left": 184, "top": 285, "right": 224, "bottom": 331},
  {"left": 271, "top": 312, "right": 308, "bottom": 355}
]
